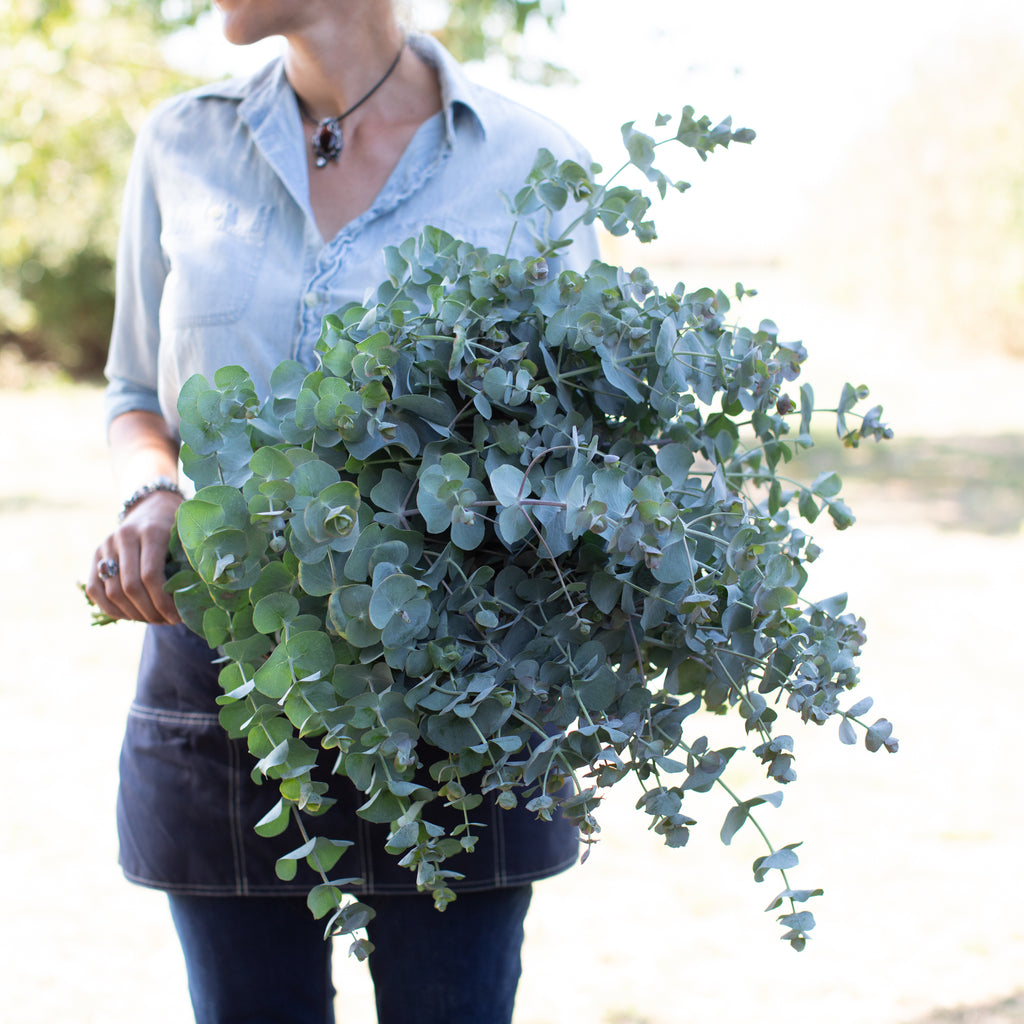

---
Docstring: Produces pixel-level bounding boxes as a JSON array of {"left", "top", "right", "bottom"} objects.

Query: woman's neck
[
  {"left": 283, "top": 9, "right": 406, "bottom": 124},
  {"left": 282, "top": 14, "right": 442, "bottom": 240}
]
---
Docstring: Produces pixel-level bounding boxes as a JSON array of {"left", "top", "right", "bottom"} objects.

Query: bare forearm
[{"left": 108, "top": 410, "right": 181, "bottom": 493}]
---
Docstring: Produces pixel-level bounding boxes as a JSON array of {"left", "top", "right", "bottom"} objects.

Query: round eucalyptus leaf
[
  {"left": 250, "top": 445, "right": 295, "bottom": 481},
  {"left": 329, "top": 585, "right": 382, "bottom": 649},
  {"left": 253, "top": 592, "right": 301, "bottom": 635}
]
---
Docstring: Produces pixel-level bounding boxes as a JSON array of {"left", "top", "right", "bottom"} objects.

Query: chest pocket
[{"left": 161, "top": 202, "right": 275, "bottom": 328}]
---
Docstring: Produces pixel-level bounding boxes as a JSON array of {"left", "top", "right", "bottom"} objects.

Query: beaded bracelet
[{"left": 118, "top": 477, "right": 185, "bottom": 522}]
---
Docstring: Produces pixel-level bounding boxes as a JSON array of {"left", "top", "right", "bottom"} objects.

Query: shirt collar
[
  {"left": 188, "top": 34, "right": 490, "bottom": 230},
  {"left": 406, "top": 33, "right": 488, "bottom": 143},
  {"left": 193, "top": 33, "right": 489, "bottom": 146}
]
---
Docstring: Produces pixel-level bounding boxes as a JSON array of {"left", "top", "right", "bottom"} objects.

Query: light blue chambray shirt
[{"left": 103, "top": 34, "right": 600, "bottom": 433}]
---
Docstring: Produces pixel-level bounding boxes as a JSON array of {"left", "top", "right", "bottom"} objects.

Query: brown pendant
[
  {"left": 312, "top": 120, "right": 343, "bottom": 168},
  {"left": 296, "top": 39, "right": 405, "bottom": 170}
]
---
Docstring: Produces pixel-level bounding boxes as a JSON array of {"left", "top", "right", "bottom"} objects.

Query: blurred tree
[
  {"left": 1, "top": 0, "right": 197, "bottom": 376},
  {"left": 2, "top": 0, "right": 567, "bottom": 377},
  {"left": 426, "top": 0, "right": 570, "bottom": 84},
  {"left": 796, "top": 32, "right": 1024, "bottom": 359}
]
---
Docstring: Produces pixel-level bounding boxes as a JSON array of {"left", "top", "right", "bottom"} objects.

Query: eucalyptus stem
[{"left": 292, "top": 807, "right": 331, "bottom": 885}]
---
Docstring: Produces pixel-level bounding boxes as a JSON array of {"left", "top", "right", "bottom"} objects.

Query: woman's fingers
[
  {"left": 137, "top": 513, "right": 182, "bottom": 624},
  {"left": 85, "top": 541, "right": 129, "bottom": 621},
  {"left": 111, "top": 532, "right": 167, "bottom": 623},
  {"left": 85, "top": 492, "right": 182, "bottom": 625},
  {"left": 86, "top": 533, "right": 159, "bottom": 623}
]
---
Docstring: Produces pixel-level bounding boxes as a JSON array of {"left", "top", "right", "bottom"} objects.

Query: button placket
[{"left": 297, "top": 239, "right": 351, "bottom": 363}]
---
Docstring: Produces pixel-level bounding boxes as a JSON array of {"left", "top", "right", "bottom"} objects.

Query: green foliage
[
  {"left": 160, "top": 111, "right": 895, "bottom": 953},
  {"left": 427, "top": 0, "right": 570, "bottom": 84},
  {"left": 1, "top": 0, "right": 197, "bottom": 375}
]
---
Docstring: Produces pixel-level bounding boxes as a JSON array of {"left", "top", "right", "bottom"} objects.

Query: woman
[{"left": 85, "top": 2, "right": 598, "bottom": 1022}]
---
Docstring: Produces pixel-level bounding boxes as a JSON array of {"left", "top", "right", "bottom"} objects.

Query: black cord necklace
[{"left": 295, "top": 40, "right": 405, "bottom": 168}]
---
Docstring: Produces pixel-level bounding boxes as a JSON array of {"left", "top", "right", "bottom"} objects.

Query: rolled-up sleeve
[{"left": 103, "top": 119, "right": 168, "bottom": 429}]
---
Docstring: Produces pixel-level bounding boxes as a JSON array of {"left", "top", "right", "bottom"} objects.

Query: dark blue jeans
[{"left": 167, "top": 886, "right": 533, "bottom": 1024}]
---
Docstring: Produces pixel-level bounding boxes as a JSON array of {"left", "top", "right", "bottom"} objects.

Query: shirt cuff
[{"left": 103, "top": 377, "right": 163, "bottom": 430}]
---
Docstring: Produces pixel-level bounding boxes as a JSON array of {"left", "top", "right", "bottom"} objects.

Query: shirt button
[{"left": 303, "top": 291, "right": 321, "bottom": 308}]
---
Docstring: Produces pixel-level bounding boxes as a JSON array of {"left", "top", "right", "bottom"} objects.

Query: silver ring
[{"left": 97, "top": 558, "right": 120, "bottom": 581}]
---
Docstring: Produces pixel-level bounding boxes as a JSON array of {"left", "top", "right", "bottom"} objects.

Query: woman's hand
[
  {"left": 86, "top": 409, "right": 184, "bottom": 625},
  {"left": 86, "top": 489, "right": 184, "bottom": 624}
]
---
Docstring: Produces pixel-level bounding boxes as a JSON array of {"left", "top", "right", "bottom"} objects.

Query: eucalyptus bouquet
[{"left": 162, "top": 109, "right": 894, "bottom": 954}]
